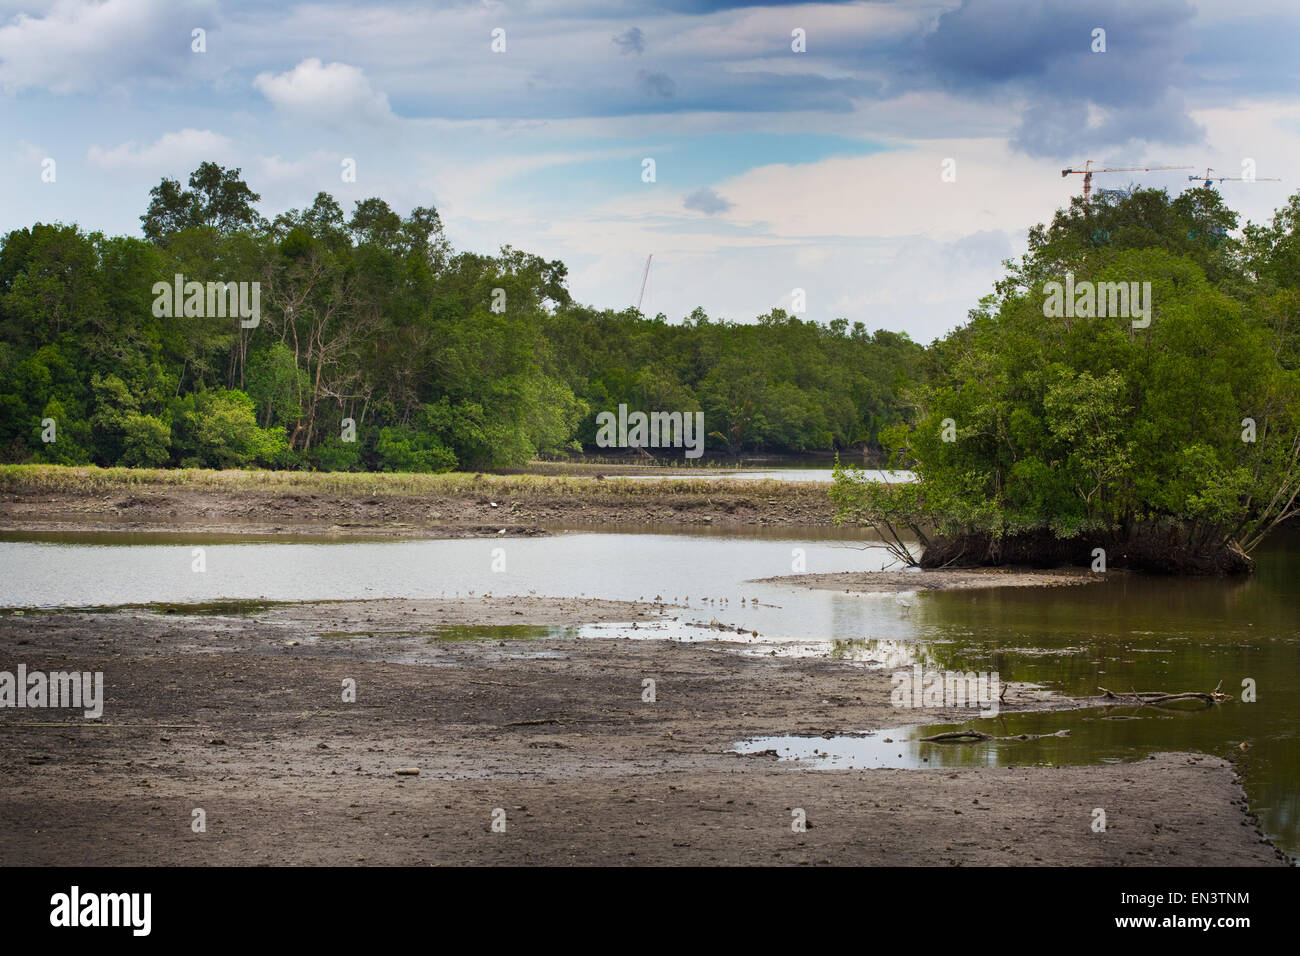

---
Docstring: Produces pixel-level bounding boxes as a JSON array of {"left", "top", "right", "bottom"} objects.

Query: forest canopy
[{"left": 0, "top": 162, "right": 923, "bottom": 472}]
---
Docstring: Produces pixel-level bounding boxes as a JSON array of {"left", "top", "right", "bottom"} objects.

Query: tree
[
  {"left": 171, "top": 390, "right": 287, "bottom": 469},
  {"left": 121, "top": 414, "right": 171, "bottom": 467},
  {"left": 141, "top": 163, "right": 263, "bottom": 242},
  {"left": 834, "top": 189, "right": 1300, "bottom": 572}
]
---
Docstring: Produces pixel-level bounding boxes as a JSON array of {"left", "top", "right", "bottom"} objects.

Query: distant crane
[
  {"left": 1061, "top": 160, "right": 1194, "bottom": 203},
  {"left": 636, "top": 254, "right": 653, "bottom": 313},
  {"left": 1187, "top": 167, "right": 1281, "bottom": 187}
]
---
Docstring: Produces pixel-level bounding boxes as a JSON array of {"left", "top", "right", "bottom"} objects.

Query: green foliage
[
  {"left": 34, "top": 398, "right": 91, "bottom": 465},
  {"left": 171, "top": 389, "right": 287, "bottom": 469},
  {"left": 120, "top": 413, "right": 171, "bottom": 467},
  {"left": 546, "top": 306, "right": 924, "bottom": 456},
  {"left": 244, "top": 343, "right": 305, "bottom": 429},
  {"left": 141, "top": 162, "right": 264, "bottom": 242},
  {"left": 309, "top": 436, "right": 363, "bottom": 472},
  {"left": 375, "top": 415, "right": 457, "bottom": 473},
  {"left": 835, "top": 188, "right": 1300, "bottom": 556},
  {"left": 20, "top": 159, "right": 1300, "bottom": 527},
  {"left": 1, "top": 163, "right": 926, "bottom": 473}
]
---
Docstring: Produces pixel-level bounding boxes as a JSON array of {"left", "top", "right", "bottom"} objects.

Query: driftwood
[
  {"left": 916, "top": 679, "right": 1232, "bottom": 746},
  {"left": 1097, "top": 680, "right": 1232, "bottom": 709},
  {"left": 919, "top": 728, "right": 1072, "bottom": 744}
]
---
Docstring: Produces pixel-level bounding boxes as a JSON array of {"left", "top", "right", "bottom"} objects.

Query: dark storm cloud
[
  {"left": 683, "top": 186, "right": 734, "bottom": 214},
  {"left": 918, "top": 0, "right": 1205, "bottom": 155},
  {"left": 921, "top": 0, "right": 1196, "bottom": 85},
  {"left": 31, "top": 0, "right": 1282, "bottom": 159},
  {"left": 638, "top": 69, "right": 677, "bottom": 98},
  {"left": 614, "top": 26, "right": 645, "bottom": 54}
]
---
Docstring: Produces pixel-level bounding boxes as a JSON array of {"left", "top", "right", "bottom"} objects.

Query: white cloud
[
  {"left": 578, "top": 137, "right": 1091, "bottom": 245},
  {"left": 1185, "top": 101, "right": 1300, "bottom": 226},
  {"left": 0, "top": 0, "right": 217, "bottom": 94},
  {"left": 451, "top": 130, "right": 1243, "bottom": 338},
  {"left": 87, "top": 128, "right": 234, "bottom": 171},
  {"left": 12, "top": 138, "right": 46, "bottom": 164},
  {"left": 423, "top": 145, "right": 643, "bottom": 215},
  {"left": 253, "top": 58, "right": 395, "bottom": 126}
]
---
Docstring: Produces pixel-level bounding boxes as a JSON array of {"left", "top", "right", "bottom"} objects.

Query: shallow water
[
  {"left": 0, "top": 529, "right": 915, "bottom": 647},
  {"left": 608, "top": 467, "right": 910, "bottom": 483},
  {"left": 0, "top": 525, "right": 1295, "bottom": 858},
  {"left": 735, "top": 532, "right": 1300, "bottom": 859}
]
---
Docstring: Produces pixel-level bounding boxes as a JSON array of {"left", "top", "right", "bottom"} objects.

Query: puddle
[
  {"left": 423, "top": 619, "right": 774, "bottom": 645},
  {"left": 733, "top": 726, "right": 924, "bottom": 769},
  {"left": 732, "top": 703, "right": 1250, "bottom": 771}
]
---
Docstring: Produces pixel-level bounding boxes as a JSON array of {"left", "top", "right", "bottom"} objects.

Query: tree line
[{"left": 0, "top": 162, "right": 924, "bottom": 472}]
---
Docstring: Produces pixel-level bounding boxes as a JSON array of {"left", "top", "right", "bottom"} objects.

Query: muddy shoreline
[
  {"left": 0, "top": 470, "right": 835, "bottom": 537},
  {"left": 752, "top": 568, "right": 1109, "bottom": 591},
  {"left": 0, "top": 598, "right": 1285, "bottom": 866}
]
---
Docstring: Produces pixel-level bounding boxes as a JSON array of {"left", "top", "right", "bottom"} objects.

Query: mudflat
[
  {"left": 0, "top": 598, "right": 1283, "bottom": 866},
  {"left": 751, "top": 568, "right": 1107, "bottom": 591}
]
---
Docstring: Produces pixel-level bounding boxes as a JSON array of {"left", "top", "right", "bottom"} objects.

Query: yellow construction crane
[
  {"left": 1061, "top": 160, "right": 1194, "bottom": 203},
  {"left": 1187, "top": 167, "right": 1281, "bottom": 187}
]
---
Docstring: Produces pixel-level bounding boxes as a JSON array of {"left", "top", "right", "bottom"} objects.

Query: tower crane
[
  {"left": 1187, "top": 168, "right": 1281, "bottom": 187},
  {"left": 636, "top": 253, "right": 653, "bottom": 313},
  {"left": 1061, "top": 160, "right": 1194, "bottom": 203}
]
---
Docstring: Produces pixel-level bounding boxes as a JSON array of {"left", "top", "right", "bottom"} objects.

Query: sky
[{"left": 1, "top": 0, "right": 1298, "bottom": 343}]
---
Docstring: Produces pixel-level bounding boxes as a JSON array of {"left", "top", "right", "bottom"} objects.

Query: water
[
  {"left": 0, "top": 528, "right": 916, "bottom": 647},
  {"left": 734, "top": 532, "right": 1300, "bottom": 858},
  {"left": 0, "top": 525, "right": 1295, "bottom": 857},
  {"left": 608, "top": 468, "right": 911, "bottom": 483}
]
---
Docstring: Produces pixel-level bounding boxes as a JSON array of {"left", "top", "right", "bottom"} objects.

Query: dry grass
[{"left": 0, "top": 464, "right": 827, "bottom": 503}]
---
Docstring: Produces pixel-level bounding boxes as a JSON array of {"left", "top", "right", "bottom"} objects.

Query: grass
[
  {"left": 426, "top": 624, "right": 578, "bottom": 642},
  {"left": 4, "top": 599, "right": 296, "bottom": 616},
  {"left": 0, "top": 463, "right": 829, "bottom": 502}
]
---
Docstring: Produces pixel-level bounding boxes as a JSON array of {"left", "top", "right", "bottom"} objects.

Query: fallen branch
[
  {"left": 1098, "top": 680, "right": 1232, "bottom": 708},
  {"left": 919, "top": 729, "right": 992, "bottom": 742},
  {"left": 919, "top": 727, "right": 1071, "bottom": 744}
]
